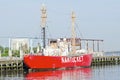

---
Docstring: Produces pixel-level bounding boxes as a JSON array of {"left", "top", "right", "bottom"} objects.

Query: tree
[{"left": 0, "top": 45, "right": 4, "bottom": 53}]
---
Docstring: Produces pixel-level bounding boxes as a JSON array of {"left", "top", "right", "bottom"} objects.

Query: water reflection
[
  {"left": 0, "top": 65, "right": 120, "bottom": 80},
  {"left": 91, "top": 65, "right": 120, "bottom": 80},
  {"left": 25, "top": 68, "right": 92, "bottom": 80},
  {"left": 0, "top": 70, "right": 24, "bottom": 80}
]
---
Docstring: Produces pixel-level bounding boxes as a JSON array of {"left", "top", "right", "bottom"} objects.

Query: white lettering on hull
[{"left": 61, "top": 56, "right": 83, "bottom": 63}]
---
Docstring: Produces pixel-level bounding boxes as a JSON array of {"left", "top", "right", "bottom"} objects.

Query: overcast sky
[{"left": 0, "top": 0, "right": 120, "bottom": 51}]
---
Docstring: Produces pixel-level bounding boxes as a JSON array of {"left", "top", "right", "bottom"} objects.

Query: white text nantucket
[{"left": 61, "top": 56, "right": 83, "bottom": 63}]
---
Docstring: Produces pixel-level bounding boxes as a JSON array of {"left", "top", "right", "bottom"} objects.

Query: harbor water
[
  {"left": 0, "top": 52, "right": 119, "bottom": 80},
  {"left": 0, "top": 64, "right": 120, "bottom": 80}
]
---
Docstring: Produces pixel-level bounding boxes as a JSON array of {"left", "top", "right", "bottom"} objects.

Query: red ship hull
[{"left": 23, "top": 54, "right": 92, "bottom": 69}]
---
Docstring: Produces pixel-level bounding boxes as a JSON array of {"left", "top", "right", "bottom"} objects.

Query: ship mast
[
  {"left": 41, "top": 4, "right": 47, "bottom": 48},
  {"left": 71, "top": 11, "right": 76, "bottom": 54}
]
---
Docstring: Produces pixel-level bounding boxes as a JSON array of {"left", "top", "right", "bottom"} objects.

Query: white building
[{"left": 11, "top": 38, "right": 29, "bottom": 51}]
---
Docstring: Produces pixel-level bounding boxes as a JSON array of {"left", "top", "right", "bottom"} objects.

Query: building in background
[{"left": 11, "top": 38, "right": 29, "bottom": 53}]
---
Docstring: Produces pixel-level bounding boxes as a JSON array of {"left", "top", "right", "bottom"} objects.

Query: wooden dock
[
  {"left": 0, "top": 56, "right": 120, "bottom": 70},
  {"left": 0, "top": 57, "right": 23, "bottom": 71},
  {"left": 92, "top": 56, "right": 120, "bottom": 66}
]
